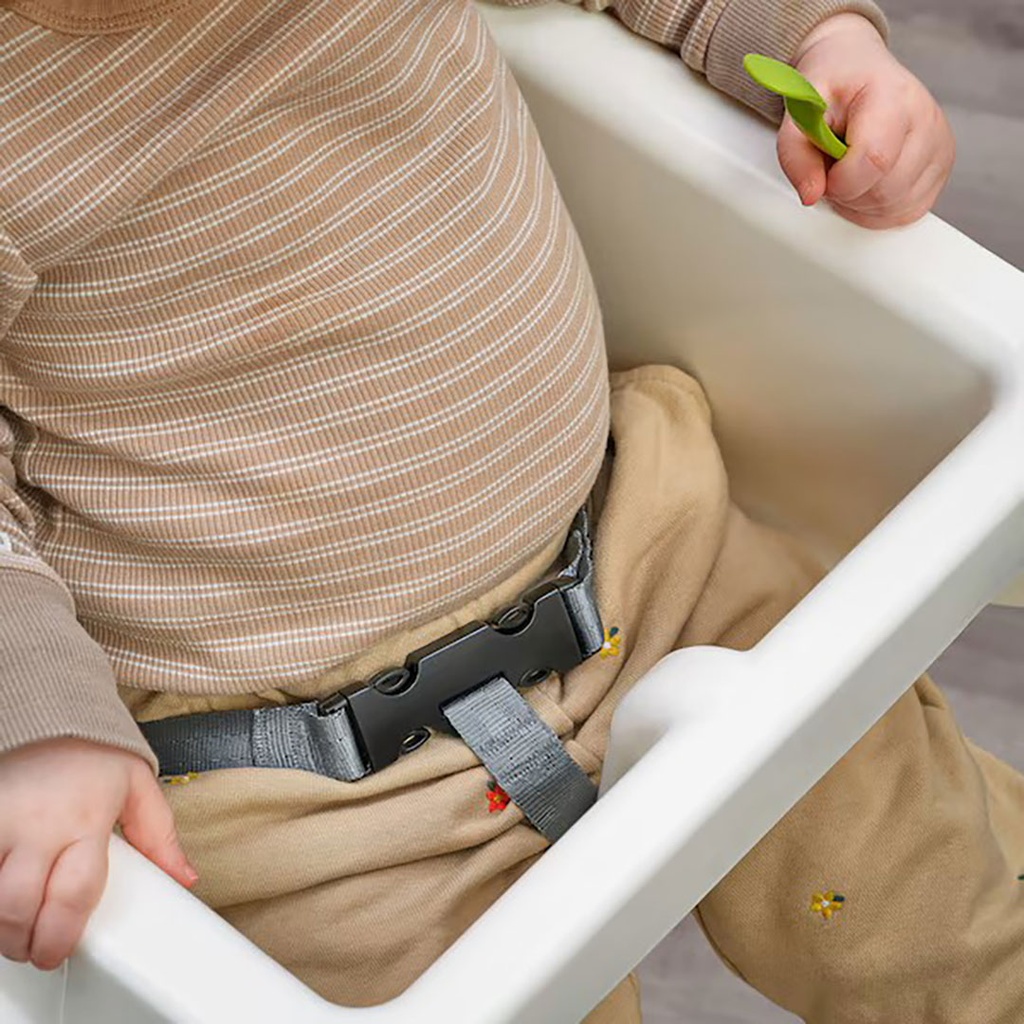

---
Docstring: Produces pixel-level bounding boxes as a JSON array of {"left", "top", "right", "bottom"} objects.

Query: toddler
[{"left": 4, "top": 1, "right": 1019, "bottom": 1022}]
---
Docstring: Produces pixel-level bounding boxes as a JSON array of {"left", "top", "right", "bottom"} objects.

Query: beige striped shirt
[{"left": 0, "top": 0, "right": 885, "bottom": 764}]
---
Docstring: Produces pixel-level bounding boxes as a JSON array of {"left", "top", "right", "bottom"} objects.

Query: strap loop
[{"left": 443, "top": 676, "right": 597, "bottom": 842}]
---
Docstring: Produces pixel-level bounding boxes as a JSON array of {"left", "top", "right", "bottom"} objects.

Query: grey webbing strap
[
  {"left": 443, "top": 676, "right": 597, "bottom": 842},
  {"left": 141, "top": 701, "right": 370, "bottom": 782},
  {"left": 140, "top": 505, "right": 602, "bottom": 839},
  {"left": 145, "top": 676, "right": 597, "bottom": 841},
  {"left": 556, "top": 508, "right": 603, "bottom": 660}
]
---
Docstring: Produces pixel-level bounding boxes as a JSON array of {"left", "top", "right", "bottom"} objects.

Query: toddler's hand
[
  {"left": 777, "top": 13, "right": 955, "bottom": 228},
  {"left": 0, "top": 738, "right": 197, "bottom": 970}
]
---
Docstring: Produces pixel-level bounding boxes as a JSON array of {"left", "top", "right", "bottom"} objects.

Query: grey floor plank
[
  {"left": 931, "top": 612, "right": 1024, "bottom": 773},
  {"left": 887, "top": 16, "right": 1024, "bottom": 270}
]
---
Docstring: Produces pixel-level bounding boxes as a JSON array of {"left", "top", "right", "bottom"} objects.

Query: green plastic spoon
[{"left": 743, "top": 53, "right": 847, "bottom": 160}]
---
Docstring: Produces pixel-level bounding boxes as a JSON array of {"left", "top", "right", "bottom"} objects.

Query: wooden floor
[{"left": 637, "top": 3, "right": 1024, "bottom": 1019}]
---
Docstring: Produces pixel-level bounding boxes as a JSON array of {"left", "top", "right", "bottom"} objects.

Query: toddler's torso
[{"left": 0, "top": 0, "right": 609, "bottom": 692}]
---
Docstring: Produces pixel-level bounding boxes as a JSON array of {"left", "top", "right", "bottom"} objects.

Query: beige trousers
[{"left": 129, "top": 365, "right": 1024, "bottom": 1022}]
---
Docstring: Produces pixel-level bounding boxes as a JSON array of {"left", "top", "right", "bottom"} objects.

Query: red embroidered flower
[{"left": 487, "top": 781, "right": 511, "bottom": 813}]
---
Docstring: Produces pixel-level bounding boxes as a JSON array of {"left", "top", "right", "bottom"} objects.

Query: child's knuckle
[
  {"left": 0, "top": 936, "right": 31, "bottom": 962},
  {"left": 0, "top": 872, "right": 42, "bottom": 920},
  {"left": 0, "top": 913, "right": 29, "bottom": 937},
  {"left": 53, "top": 885, "right": 95, "bottom": 916},
  {"left": 0, "top": 902, "right": 34, "bottom": 932},
  {"left": 52, "top": 869, "right": 102, "bottom": 913},
  {"left": 865, "top": 146, "right": 896, "bottom": 175},
  {"left": 866, "top": 181, "right": 898, "bottom": 208}
]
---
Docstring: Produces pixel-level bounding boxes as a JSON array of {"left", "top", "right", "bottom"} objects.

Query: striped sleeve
[
  {"left": 495, "top": 0, "right": 888, "bottom": 121},
  {"left": 0, "top": 231, "right": 157, "bottom": 771}
]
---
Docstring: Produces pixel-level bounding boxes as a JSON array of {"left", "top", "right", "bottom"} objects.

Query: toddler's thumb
[
  {"left": 776, "top": 113, "right": 828, "bottom": 206},
  {"left": 119, "top": 765, "right": 199, "bottom": 889}
]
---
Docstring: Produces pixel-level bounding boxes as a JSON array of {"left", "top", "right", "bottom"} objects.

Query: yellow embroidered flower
[
  {"left": 162, "top": 772, "right": 200, "bottom": 786},
  {"left": 810, "top": 890, "right": 846, "bottom": 919},
  {"left": 600, "top": 626, "right": 622, "bottom": 658}
]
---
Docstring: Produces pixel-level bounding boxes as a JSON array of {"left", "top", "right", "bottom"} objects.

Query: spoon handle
[
  {"left": 785, "top": 97, "right": 848, "bottom": 159},
  {"left": 743, "top": 53, "right": 848, "bottom": 160}
]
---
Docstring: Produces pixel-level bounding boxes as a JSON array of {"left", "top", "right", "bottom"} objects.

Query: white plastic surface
[{"left": 3, "top": 5, "right": 1023, "bottom": 1023}]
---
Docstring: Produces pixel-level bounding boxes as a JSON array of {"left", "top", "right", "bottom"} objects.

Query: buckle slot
[{"left": 317, "top": 582, "right": 583, "bottom": 774}]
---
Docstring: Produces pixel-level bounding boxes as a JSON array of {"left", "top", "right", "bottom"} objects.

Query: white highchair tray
[{"left": 3, "top": 4, "right": 1023, "bottom": 1022}]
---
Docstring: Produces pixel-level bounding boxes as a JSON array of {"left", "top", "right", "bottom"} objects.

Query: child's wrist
[{"left": 794, "top": 12, "right": 886, "bottom": 64}]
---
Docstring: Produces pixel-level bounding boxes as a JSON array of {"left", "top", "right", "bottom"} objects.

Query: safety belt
[{"left": 140, "top": 508, "right": 603, "bottom": 842}]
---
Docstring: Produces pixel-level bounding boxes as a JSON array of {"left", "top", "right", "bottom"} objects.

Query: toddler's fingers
[
  {"left": 776, "top": 113, "right": 828, "bottom": 205},
  {"left": 830, "top": 159, "right": 947, "bottom": 229},
  {"left": 119, "top": 765, "right": 198, "bottom": 889},
  {"left": 832, "top": 125, "right": 928, "bottom": 211},
  {"left": 0, "top": 848, "right": 52, "bottom": 962},
  {"left": 29, "top": 837, "right": 107, "bottom": 970},
  {"left": 826, "top": 85, "right": 910, "bottom": 205},
  {"left": 830, "top": 126, "right": 944, "bottom": 227}
]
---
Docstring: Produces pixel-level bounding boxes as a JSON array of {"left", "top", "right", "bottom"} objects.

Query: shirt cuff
[
  {"left": 683, "top": 0, "right": 890, "bottom": 122},
  {"left": 0, "top": 567, "right": 158, "bottom": 773}
]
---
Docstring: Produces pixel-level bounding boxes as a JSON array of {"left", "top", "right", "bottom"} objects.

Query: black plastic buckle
[{"left": 317, "top": 579, "right": 583, "bottom": 774}]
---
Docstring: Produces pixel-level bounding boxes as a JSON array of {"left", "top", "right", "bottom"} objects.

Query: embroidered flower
[
  {"left": 487, "top": 780, "right": 511, "bottom": 813},
  {"left": 810, "top": 890, "right": 846, "bottom": 920},
  {"left": 600, "top": 626, "right": 622, "bottom": 658},
  {"left": 161, "top": 772, "right": 200, "bottom": 786}
]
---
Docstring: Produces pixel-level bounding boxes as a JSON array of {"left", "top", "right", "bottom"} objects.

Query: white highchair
[{"left": 3, "top": 5, "right": 1023, "bottom": 1022}]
